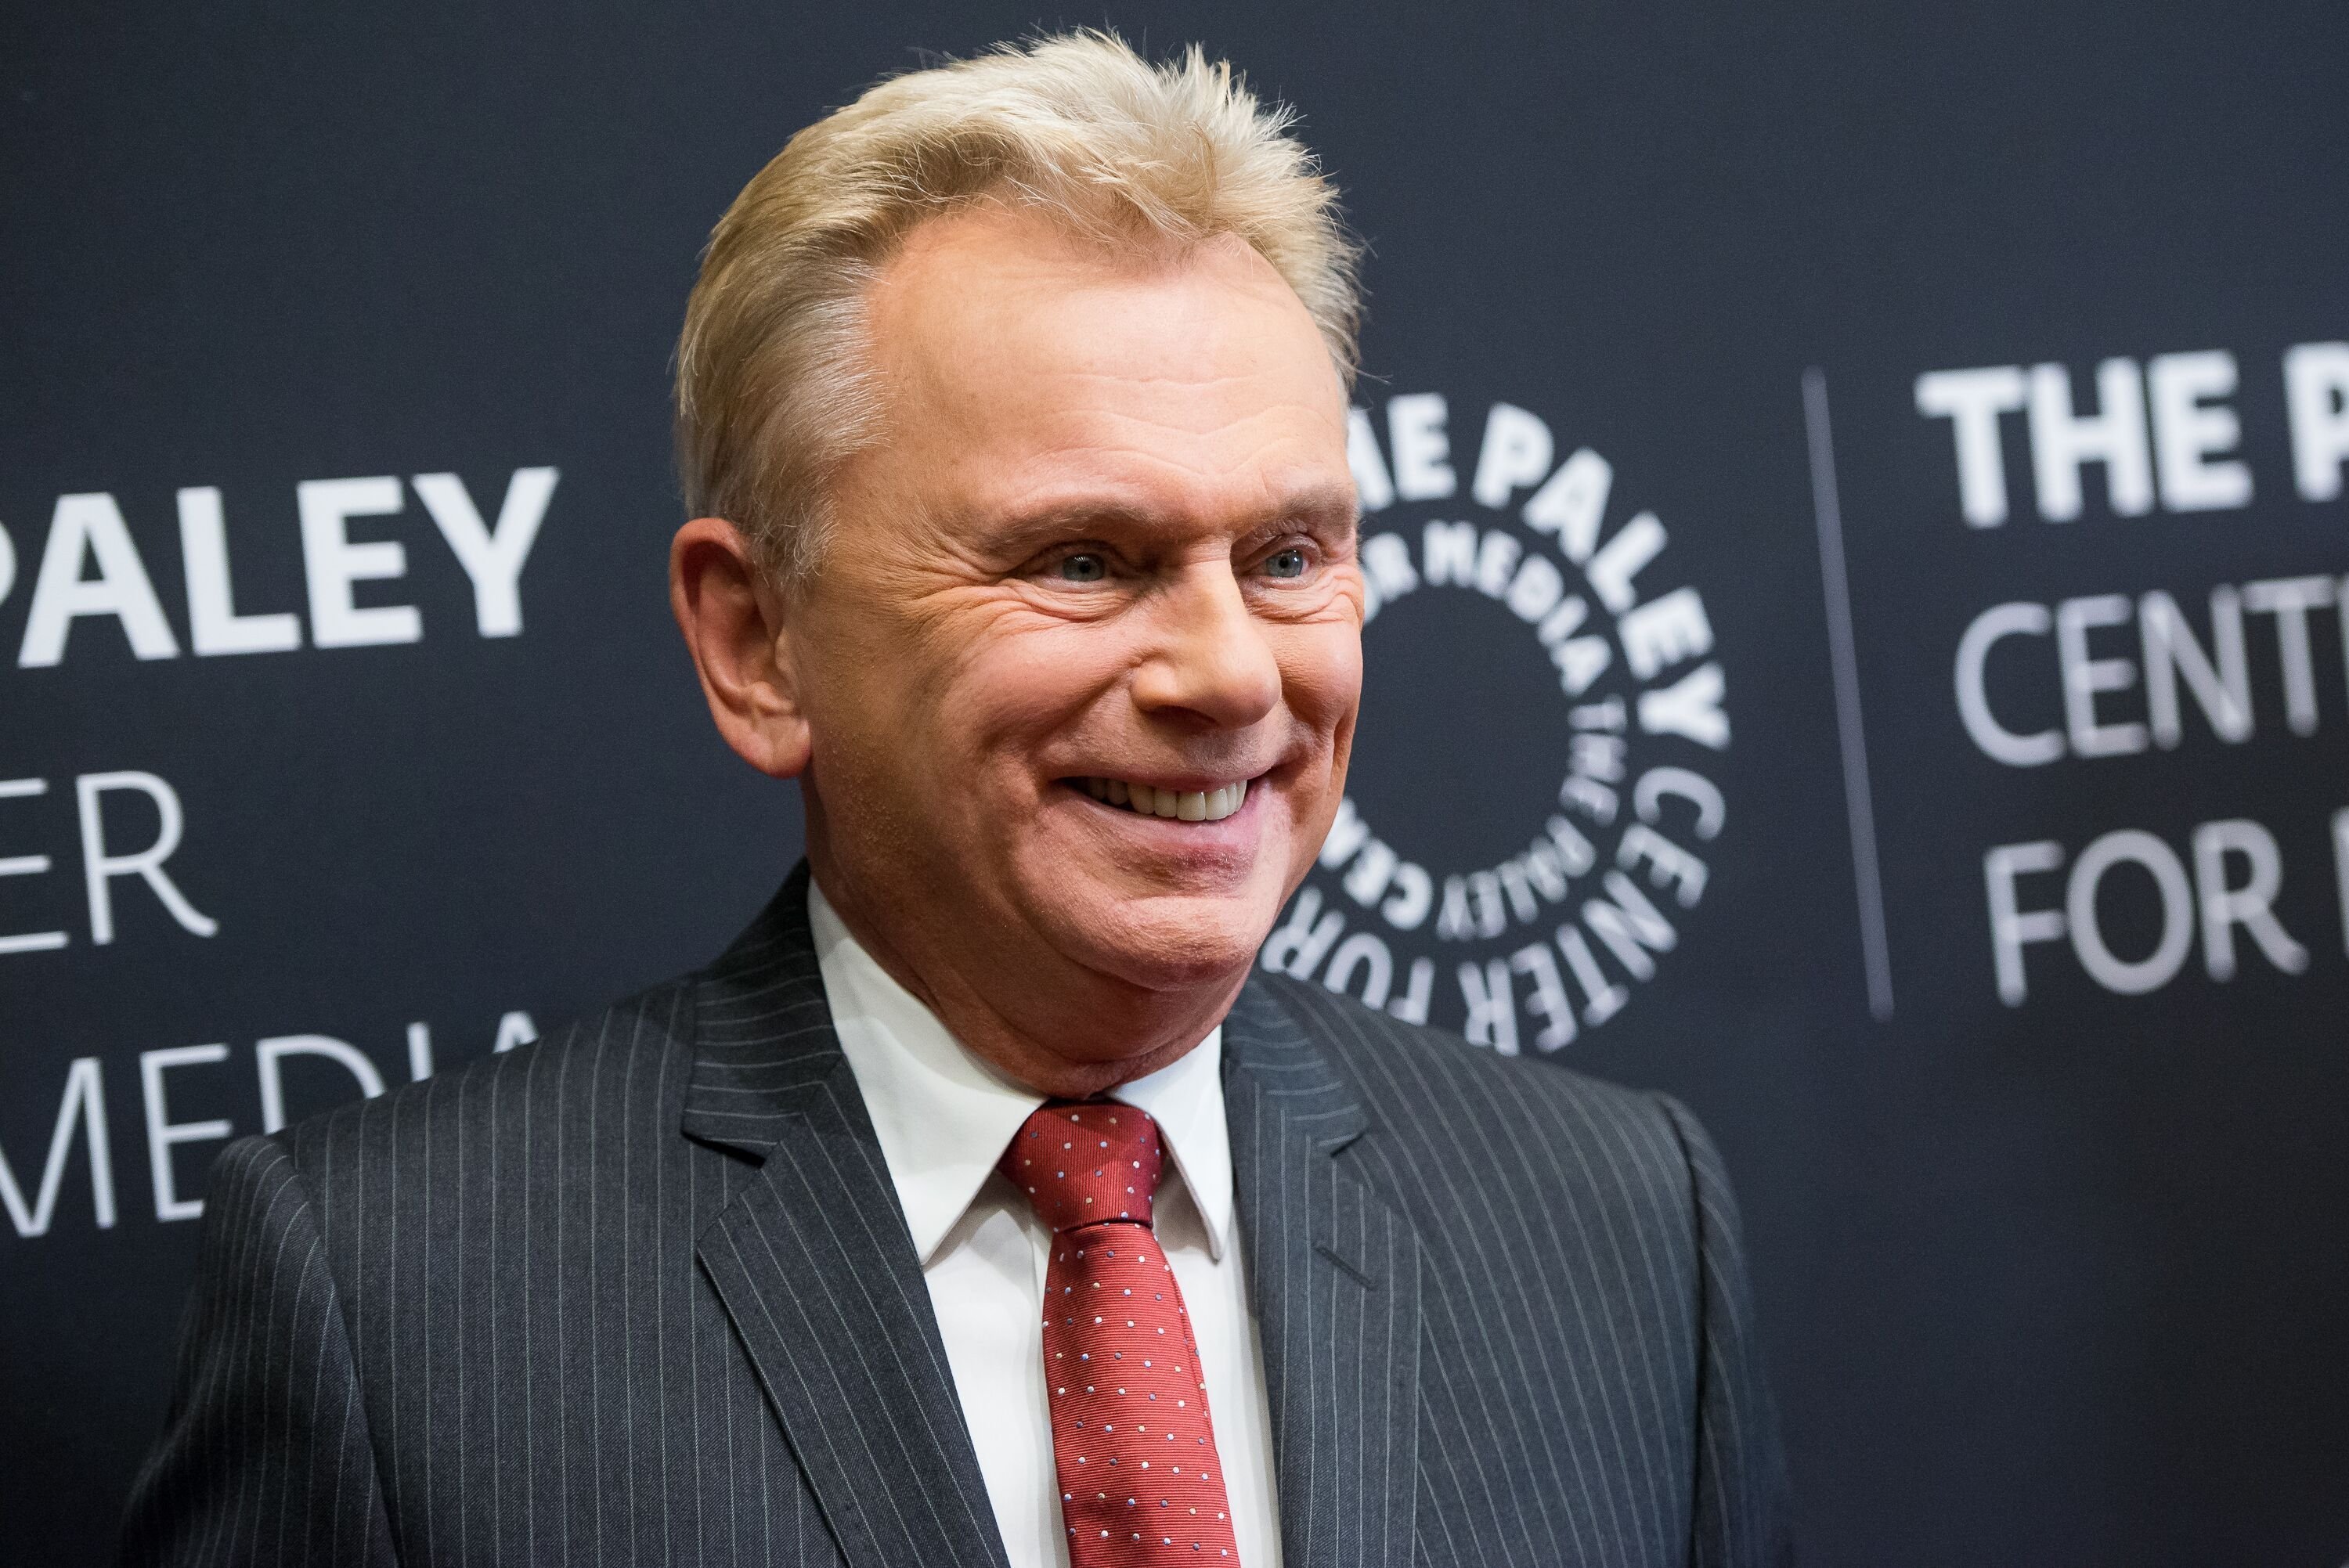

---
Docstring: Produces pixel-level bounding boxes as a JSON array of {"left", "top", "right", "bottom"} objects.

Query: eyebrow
[
  {"left": 1270, "top": 481, "right": 1362, "bottom": 532},
  {"left": 982, "top": 481, "right": 1361, "bottom": 551}
]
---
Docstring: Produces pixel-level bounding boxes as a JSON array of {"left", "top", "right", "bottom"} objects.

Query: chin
[{"left": 1044, "top": 882, "right": 1279, "bottom": 995}]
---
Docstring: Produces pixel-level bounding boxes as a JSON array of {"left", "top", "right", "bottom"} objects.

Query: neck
[{"left": 806, "top": 851, "right": 1239, "bottom": 1101}]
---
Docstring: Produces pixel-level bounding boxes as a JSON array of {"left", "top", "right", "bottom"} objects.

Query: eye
[
  {"left": 1055, "top": 553, "right": 1109, "bottom": 583},
  {"left": 1262, "top": 546, "right": 1308, "bottom": 580}
]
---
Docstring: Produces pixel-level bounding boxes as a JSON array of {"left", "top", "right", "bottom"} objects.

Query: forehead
[{"left": 858, "top": 204, "right": 1350, "bottom": 527}]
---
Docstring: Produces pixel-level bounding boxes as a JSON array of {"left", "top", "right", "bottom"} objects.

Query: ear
[{"left": 669, "top": 517, "right": 812, "bottom": 778}]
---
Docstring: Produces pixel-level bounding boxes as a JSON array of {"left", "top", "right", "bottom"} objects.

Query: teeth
[{"left": 1077, "top": 776, "right": 1249, "bottom": 823}]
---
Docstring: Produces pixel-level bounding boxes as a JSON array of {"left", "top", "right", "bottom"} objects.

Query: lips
[{"left": 1073, "top": 776, "right": 1250, "bottom": 823}]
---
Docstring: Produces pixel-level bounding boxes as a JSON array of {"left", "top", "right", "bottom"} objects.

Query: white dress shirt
[{"left": 810, "top": 881, "right": 1283, "bottom": 1568}]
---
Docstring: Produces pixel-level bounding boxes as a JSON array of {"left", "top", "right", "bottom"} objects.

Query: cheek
[
  {"left": 1276, "top": 620, "right": 1365, "bottom": 748},
  {"left": 943, "top": 618, "right": 1132, "bottom": 768}
]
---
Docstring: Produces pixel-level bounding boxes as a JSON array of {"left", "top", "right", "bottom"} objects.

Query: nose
[{"left": 1130, "top": 563, "right": 1282, "bottom": 730}]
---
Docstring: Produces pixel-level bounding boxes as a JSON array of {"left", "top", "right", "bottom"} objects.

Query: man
[{"left": 121, "top": 31, "right": 1789, "bottom": 1568}]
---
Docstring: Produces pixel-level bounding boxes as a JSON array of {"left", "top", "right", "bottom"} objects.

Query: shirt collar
[{"left": 808, "top": 877, "right": 1233, "bottom": 1265}]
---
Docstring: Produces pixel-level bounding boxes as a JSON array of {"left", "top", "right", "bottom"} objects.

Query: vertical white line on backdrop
[{"left": 1802, "top": 368, "right": 1895, "bottom": 1022}]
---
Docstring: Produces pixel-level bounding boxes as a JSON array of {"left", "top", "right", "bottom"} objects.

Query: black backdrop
[{"left": 6, "top": 5, "right": 2347, "bottom": 1563}]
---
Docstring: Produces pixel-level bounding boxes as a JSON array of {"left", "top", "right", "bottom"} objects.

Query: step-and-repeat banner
[{"left": 5, "top": 5, "right": 2344, "bottom": 1563}]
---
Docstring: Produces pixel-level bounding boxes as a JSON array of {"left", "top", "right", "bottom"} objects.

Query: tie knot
[{"left": 999, "top": 1101, "right": 1164, "bottom": 1233}]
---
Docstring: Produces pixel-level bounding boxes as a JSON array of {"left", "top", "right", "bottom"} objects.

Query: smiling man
[{"left": 121, "top": 32, "right": 1790, "bottom": 1568}]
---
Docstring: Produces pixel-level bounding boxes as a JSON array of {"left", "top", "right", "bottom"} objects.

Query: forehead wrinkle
[
  {"left": 958, "top": 369, "right": 1337, "bottom": 473},
  {"left": 997, "top": 399, "right": 1348, "bottom": 504},
  {"left": 886, "top": 355, "right": 1337, "bottom": 503},
  {"left": 994, "top": 396, "right": 1344, "bottom": 491}
]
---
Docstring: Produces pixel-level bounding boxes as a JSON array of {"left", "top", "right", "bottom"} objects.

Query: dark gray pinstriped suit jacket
[{"left": 121, "top": 864, "right": 1792, "bottom": 1566}]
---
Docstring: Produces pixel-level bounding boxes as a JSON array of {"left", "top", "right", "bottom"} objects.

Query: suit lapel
[
  {"left": 1223, "top": 979, "right": 1423, "bottom": 1568},
  {"left": 687, "top": 866, "right": 1009, "bottom": 1568}
]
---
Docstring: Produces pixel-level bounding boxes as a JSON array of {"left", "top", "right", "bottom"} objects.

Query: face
[{"left": 788, "top": 204, "right": 1361, "bottom": 1034}]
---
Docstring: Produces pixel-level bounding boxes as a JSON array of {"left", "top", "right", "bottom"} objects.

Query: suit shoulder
[
  {"left": 275, "top": 976, "right": 699, "bottom": 1191},
  {"left": 1252, "top": 972, "right": 1699, "bottom": 1198},
  {"left": 1257, "top": 972, "right": 1672, "bottom": 1120}
]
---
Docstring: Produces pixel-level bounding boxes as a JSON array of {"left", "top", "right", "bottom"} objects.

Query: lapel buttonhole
[{"left": 1312, "top": 1242, "right": 1378, "bottom": 1291}]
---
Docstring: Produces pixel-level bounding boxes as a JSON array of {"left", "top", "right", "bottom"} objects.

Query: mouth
[{"left": 1067, "top": 775, "right": 1252, "bottom": 824}]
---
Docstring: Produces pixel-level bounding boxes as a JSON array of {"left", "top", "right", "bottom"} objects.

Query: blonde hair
[{"left": 673, "top": 29, "right": 1362, "bottom": 582}]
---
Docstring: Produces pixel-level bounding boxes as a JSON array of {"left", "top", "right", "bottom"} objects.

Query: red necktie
[{"left": 1001, "top": 1101, "right": 1242, "bottom": 1565}]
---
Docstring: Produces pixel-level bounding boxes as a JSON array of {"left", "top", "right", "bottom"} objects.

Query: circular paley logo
[{"left": 1261, "top": 393, "right": 1731, "bottom": 1054}]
